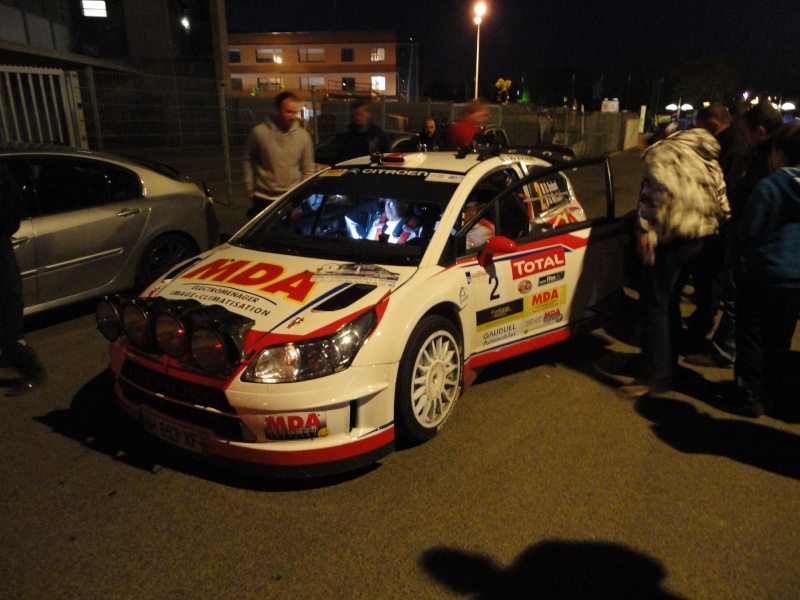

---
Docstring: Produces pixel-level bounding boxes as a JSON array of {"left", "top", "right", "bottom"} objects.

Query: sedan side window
[
  {"left": 0, "top": 159, "right": 36, "bottom": 219},
  {"left": 33, "top": 159, "right": 108, "bottom": 216},
  {"left": 106, "top": 165, "right": 141, "bottom": 201}
]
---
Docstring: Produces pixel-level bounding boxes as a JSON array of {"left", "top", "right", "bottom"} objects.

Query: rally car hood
[{"left": 149, "top": 244, "right": 416, "bottom": 338}]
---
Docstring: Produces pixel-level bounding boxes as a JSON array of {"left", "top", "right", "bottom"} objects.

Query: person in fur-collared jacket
[{"left": 621, "top": 127, "right": 730, "bottom": 397}]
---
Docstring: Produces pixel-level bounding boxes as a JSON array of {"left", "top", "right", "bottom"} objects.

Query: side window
[
  {"left": 33, "top": 159, "right": 108, "bottom": 216},
  {"left": 106, "top": 165, "right": 141, "bottom": 201},
  {"left": 527, "top": 173, "right": 579, "bottom": 230},
  {"left": 458, "top": 168, "right": 525, "bottom": 255},
  {"left": 0, "top": 159, "right": 36, "bottom": 219}
]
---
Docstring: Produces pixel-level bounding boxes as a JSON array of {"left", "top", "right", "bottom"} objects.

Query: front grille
[
  {"left": 121, "top": 360, "right": 235, "bottom": 413},
  {"left": 118, "top": 361, "right": 255, "bottom": 443}
]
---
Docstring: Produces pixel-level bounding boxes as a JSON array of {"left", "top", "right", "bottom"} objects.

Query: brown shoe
[
  {"left": 618, "top": 378, "right": 672, "bottom": 398},
  {"left": 684, "top": 352, "right": 733, "bottom": 368}
]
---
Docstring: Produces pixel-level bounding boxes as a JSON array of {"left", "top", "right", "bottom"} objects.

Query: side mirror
[{"left": 477, "top": 235, "right": 517, "bottom": 269}]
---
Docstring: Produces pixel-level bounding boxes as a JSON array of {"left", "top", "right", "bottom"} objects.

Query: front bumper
[{"left": 111, "top": 354, "right": 398, "bottom": 477}]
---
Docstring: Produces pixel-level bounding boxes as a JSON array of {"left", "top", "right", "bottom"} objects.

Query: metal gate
[{"left": 0, "top": 65, "right": 87, "bottom": 148}]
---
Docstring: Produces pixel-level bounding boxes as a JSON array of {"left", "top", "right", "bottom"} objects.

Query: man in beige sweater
[{"left": 244, "top": 91, "right": 314, "bottom": 219}]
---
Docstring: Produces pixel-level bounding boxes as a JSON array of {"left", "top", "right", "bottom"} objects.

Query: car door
[
  {"left": 30, "top": 157, "right": 148, "bottom": 305},
  {"left": 458, "top": 158, "right": 630, "bottom": 367}
]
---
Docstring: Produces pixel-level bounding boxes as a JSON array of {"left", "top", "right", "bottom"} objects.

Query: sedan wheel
[
  {"left": 395, "top": 315, "right": 463, "bottom": 443},
  {"left": 135, "top": 233, "right": 196, "bottom": 289}
]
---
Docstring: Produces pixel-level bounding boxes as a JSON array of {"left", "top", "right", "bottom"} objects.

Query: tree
[
  {"left": 667, "top": 54, "right": 741, "bottom": 106},
  {"left": 495, "top": 78, "right": 512, "bottom": 104}
]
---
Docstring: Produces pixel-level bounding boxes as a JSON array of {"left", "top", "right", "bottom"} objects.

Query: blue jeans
[{"left": 638, "top": 237, "right": 706, "bottom": 380}]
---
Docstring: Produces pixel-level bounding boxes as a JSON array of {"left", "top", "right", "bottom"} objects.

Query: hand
[{"left": 636, "top": 231, "right": 656, "bottom": 266}]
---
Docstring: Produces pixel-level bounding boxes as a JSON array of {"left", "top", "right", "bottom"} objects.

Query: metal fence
[
  {"left": 0, "top": 65, "right": 85, "bottom": 147},
  {"left": 4, "top": 68, "right": 638, "bottom": 206}
]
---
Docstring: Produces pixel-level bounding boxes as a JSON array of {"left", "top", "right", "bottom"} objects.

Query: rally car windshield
[{"left": 233, "top": 167, "right": 460, "bottom": 265}]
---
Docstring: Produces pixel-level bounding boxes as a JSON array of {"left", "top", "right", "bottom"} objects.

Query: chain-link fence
[{"left": 71, "top": 69, "right": 638, "bottom": 206}]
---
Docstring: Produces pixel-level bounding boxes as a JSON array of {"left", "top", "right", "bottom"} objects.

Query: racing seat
[{"left": 413, "top": 202, "right": 441, "bottom": 242}]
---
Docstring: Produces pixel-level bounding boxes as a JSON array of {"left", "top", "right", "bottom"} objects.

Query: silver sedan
[{"left": 1, "top": 144, "right": 219, "bottom": 315}]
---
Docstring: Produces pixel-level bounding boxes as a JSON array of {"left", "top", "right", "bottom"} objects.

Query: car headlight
[{"left": 245, "top": 310, "right": 377, "bottom": 383}]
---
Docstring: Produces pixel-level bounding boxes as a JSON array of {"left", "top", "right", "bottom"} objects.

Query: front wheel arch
[{"left": 394, "top": 315, "right": 463, "bottom": 444}]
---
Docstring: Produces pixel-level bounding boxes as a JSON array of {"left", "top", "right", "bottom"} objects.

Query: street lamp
[
  {"left": 665, "top": 100, "right": 693, "bottom": 120},
  {"left": 473, "top": 2, "right": 487, "bottom": 99}
]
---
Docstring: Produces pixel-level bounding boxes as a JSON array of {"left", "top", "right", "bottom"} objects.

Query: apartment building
[{"left": 227, "top": 31, "right": 398, "bottom": 100}]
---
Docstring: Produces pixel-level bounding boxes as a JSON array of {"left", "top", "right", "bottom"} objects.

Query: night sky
[{"left": 225, "top": 0, "right": 799, "bottom": 101}]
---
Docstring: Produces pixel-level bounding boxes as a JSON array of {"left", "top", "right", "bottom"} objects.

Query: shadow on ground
[
  {"left": 420, "top": 541, "right": 687, "bottom": 599},
  {"left": 634, "top": 395, "right": 800, "bottom": 481}
]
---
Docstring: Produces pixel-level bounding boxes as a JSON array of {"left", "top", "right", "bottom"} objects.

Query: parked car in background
[
  {"left": 96, "top": 144, "right": 631, "bottom": 477},
  {"left": 0, "top": 143, "right": 219, "bottom": 315}
]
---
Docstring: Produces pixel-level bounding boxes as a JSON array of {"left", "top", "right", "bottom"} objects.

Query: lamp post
[{"left": 473, "top": 2, "right": 486, "bottom": 99}]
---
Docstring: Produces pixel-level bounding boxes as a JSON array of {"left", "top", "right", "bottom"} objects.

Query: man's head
[
  {"left": 423, "top": 118, "right": 436, "bottom": 136},
  {"left": 272, "top": 91, "right": 302, "bottom": 132},
  {"left": 696, "top": 103, "right": 732, "bottom": 136},
  {"left": 739, "top": 102, "right": 783, "bottom": 147},
  {"left": 350, "top": 100, "right": 372, "bottom": 128},
  {"left": 384, "top": 198, "right": 409, "bottom": 221},
  {"left": 771, "top": 123, "right": 800, "bottom": 169},
  {"left": 464, "top": 99, "right": 490, "bottom": 127}
]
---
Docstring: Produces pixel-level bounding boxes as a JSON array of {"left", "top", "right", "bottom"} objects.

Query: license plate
[{"left": 141, "top": 407, "right": 210, "bottom": 455}]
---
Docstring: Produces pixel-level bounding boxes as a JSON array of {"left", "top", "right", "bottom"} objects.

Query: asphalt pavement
[{"left": 2, "top": 148, "right": 800, "bottom": 600}]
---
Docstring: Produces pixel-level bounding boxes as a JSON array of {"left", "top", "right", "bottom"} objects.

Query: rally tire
[
  {"left": 395, "top": 315, "right": 463, "bottom": 443},
  {"left": 135, "top": 233, "right": 197, "bottom": 289}
]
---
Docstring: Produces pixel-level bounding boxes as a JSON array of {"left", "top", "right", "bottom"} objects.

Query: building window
[
  {"left": 82, "top": 0, "right": 107, "bottom": 17},
  {"left": 256, "top": 49, "right": 282, "bottom": 63},
  {"left": 258, "top": 77, "right": 285, "bottom": 91},
  {"left": 371, "top": 47, "right": 386, "bottom": 62},
  {"left": 298, "top": 48, "right": 325, "bottom": 62},
  {"left": 300, "top": 77, "right": 326, "bottom": 90},
  {"left": 342, "top": 77, "right": 356, "bottom": 91},
  {"left": 341, "top": 48, "right": 354, "bottom": 62},
  {"left": 229, "top": 49, "right": 240, "bottom": 63},
  {"left": 231, "top": 78, "right": 242, "bottom": 91},
  {"left": 371, "top": 77, "right": 386, "bottom": 92}
]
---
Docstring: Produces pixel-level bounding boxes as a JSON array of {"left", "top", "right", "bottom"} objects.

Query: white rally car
[{"left": 96, "top": 145, "right": 631, "bottom": 477}]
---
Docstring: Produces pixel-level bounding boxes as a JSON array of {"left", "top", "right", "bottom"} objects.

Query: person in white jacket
[{"left": 621, "top": 127, "right": 730, "bottom": 397}]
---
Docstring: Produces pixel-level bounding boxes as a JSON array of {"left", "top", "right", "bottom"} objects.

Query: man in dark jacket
[
  {"left": 336, "top": 100, "right": 389, "bottom": 163},
  {"left": 685, "top": 103, "right": 750, "bottom": 341},
  {"left": 725, "top": 123, "right": 800, "bottom": 417},
  {"left": 685, "top": 102, "right": 784, "bottom": 368},
  {"left": 0, "top": 163, "right": 45, "bottom": 396}
]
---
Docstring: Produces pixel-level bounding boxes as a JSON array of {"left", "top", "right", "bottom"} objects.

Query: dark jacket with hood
[{"left": 737, "top": 167, "right": 800, "bottom": 288}]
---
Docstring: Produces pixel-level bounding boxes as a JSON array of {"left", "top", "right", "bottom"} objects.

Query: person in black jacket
[
  {"left": 684, "top": 103, "right": 750, "bottom": 342},
  {"left": 336, "top": 100, "right": 389, "bottom": 163},
  {"left": 0, "top": 163, "right": 45, "bottom": 396}
]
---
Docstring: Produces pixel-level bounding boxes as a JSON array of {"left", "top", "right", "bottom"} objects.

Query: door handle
[
  {"left": 11, "top": 236, "right": 30, "bottom": 247},
  {"left": 117, "top": 208, "right": 141, "bottom": 217}
]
